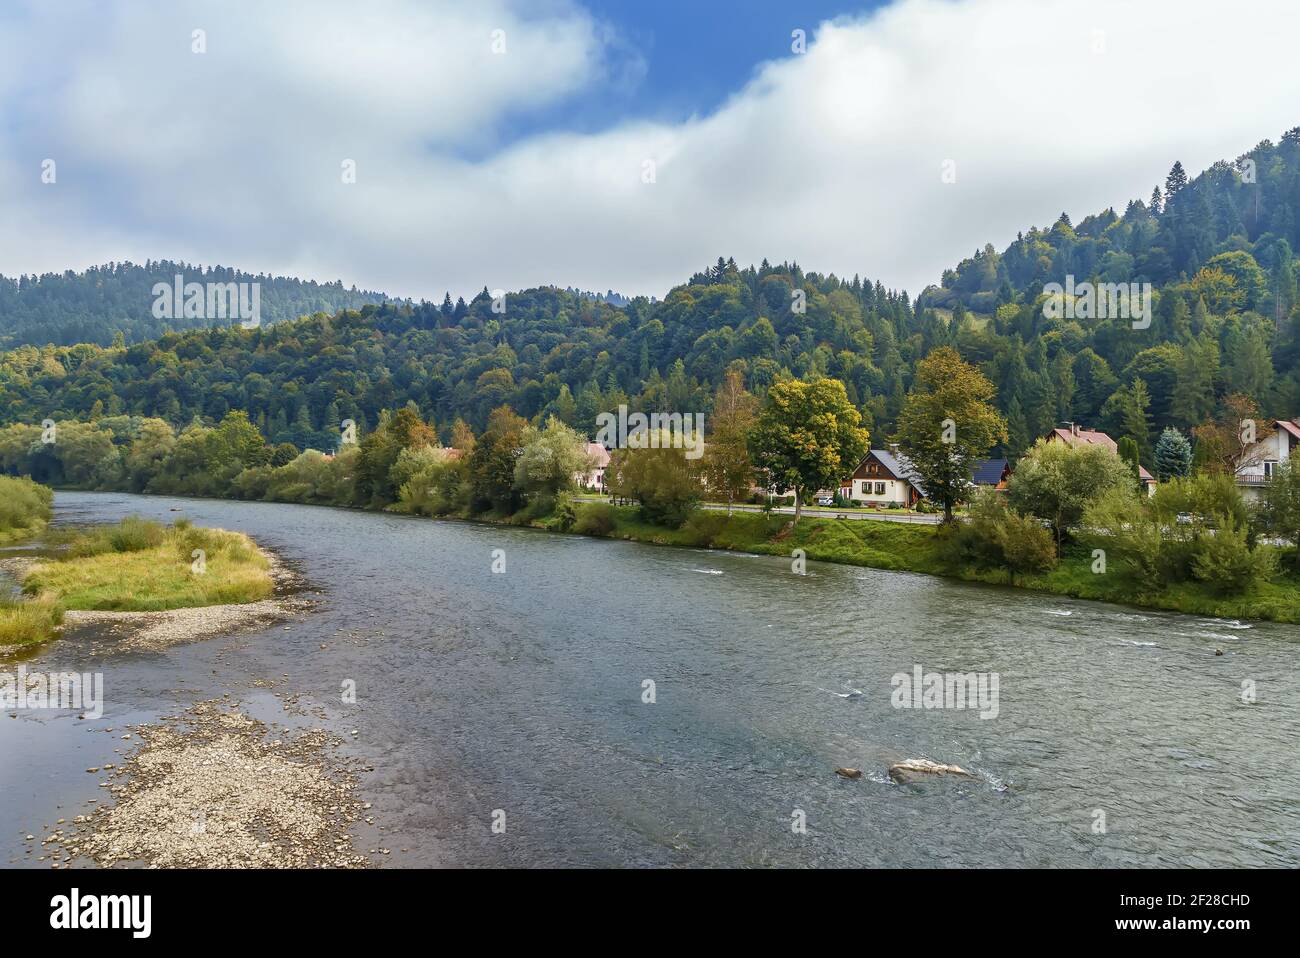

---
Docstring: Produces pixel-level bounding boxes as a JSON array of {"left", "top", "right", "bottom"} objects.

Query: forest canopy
[{"left": 2, "top": 129, "right": 1299, "bottom": 467}]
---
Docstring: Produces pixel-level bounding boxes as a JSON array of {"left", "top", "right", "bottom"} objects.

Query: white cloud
[{"left": 2, "top": 0, "right": 1298, "bottom": 303}]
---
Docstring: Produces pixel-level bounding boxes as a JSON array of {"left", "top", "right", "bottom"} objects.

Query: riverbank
[
  {"left": 485, "top": 501, "right": 1300, "bottom": 624},
  {"left": 1, "top": 518, "right": 295, "bottom": 652}
]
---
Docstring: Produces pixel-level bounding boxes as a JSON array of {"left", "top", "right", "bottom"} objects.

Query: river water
[{"left": 2, "top": 491, "right": 1297, "bottom": 867}]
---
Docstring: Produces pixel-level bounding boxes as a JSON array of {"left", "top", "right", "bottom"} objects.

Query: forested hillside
[
  {"left": 0, "top": 260, "right": 389, "bottom": 347},
  {"left": 1, "top": 129, "right": 1298, "bottom": 464}
]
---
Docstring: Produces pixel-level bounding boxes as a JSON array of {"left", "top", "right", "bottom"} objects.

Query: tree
[
  {"left": 606, "top": 431, "right": 701, "bottom": 528},
  {"left": 1258, "top": 459, "right": 1300, "bottom": 567},
  {"left": 1007, "top": 438, "right": 1136, "bottom": 553},
  {"left": 356, "top": 406, "right": 436, "bottom": 505},
  {"left": 123, "top": 418, "right": 177, "bottom": 492},
  {"left": 1102, "top": 378, "right": 1153, "bottom": 465},
  {"left": 271, "top": 442, "right": 299, "bottom": 467},
  {"left": 894, "top": 347, "right": 1006, "bottom": 523},
  {"left": 749, "top": 378, "right": 869, "bottom": 524},
  {"left": 449, "top": 418, "right": 476, "bottom": 457},
  {"left": 1192, "top": 394, "right": 1263, "bottom": 476},
  {"left": 1170, "top": 335, "right": 1220, "bottom": 429},
  {"left": 702, "top": 370, "right": 757, "bottom": 513},
  {"left": 467, "top": 406, "right": 528, "bottom": 514},
  {"left": 1153, "top": 427, "right": 1193, "bottom": 481},
  {"left": 1117, "top": 436, "right": 1142, "bottom": 483},
  {"left": 1165, "top": 160, "right": 1188, "bottom": 202},
  {"left": 513, "top": 416, "right": 590, "bottom": 499}
]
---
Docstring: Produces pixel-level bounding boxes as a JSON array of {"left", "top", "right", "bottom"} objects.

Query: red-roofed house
[
  {"left": 1046, "top": 423, "right": 1157, "bottom": 496},
  {"left": 575, "top": 442, "right": 611, "bottom": 491}
]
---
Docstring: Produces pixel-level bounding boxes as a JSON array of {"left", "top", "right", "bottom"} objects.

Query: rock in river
[
  {"left": 834, "top": 767, "right": 862, "bottom": 779},
  {"left": 888, "top": 759, "right": 975, "bottom": 784}
]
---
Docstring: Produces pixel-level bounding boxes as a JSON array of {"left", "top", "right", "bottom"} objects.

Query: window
[
  {"left": 874, "top": 482, "right": 886, "bottom": 495},
  {"left": 1265, "top": 460, "right": 1279, "bottom": 478}
]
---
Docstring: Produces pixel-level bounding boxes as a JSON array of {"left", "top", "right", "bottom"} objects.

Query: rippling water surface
[{"left": 3, "top": 491, "right": 1298, "bottom": 867}]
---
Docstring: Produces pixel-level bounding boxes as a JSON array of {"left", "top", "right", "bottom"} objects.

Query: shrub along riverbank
[
  {"left": 1, "top": 516, "right": 274, "bottom": 648},
  {"left": 0, "top": 475, "right": 52, "bottom": 545},
  {"left": 474, "top": 499, "right": 1300, "bottom": 624}
]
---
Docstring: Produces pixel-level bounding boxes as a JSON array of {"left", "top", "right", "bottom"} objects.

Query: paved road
[
  {"left": 701, "top": 503, "right": 943, "bottom": 524},
  {"left": 575, "top": 496, "right": 943, "bottom": 525}
]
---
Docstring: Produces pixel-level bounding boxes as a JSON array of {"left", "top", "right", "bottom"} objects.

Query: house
[
  {"left": 840, "top": 447, "right": 925, "bottom": 507},
  {"left": 1046, "top": 423, "right": 1157, "bottom": 496},
  {"left": 970, "top": 458, "right": 1011, "bottom": 490},
  {"left": 1235, "top": 419, "right": 1300, "bottom": 501},
  {"left": 575, "top": 442, "right": 611, "bottom": 491}
]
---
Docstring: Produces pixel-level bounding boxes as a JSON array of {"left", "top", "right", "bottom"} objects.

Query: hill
[
  {"left": 0, "top": 260, "right": 390, "bottom": 347},
  {"left": 1, "top": 128, "right": 1298, "bottom": 462}
]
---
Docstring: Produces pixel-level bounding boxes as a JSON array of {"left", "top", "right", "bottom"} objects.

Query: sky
[{"left": 2, "top": 0, "right": 1299, "bottom": 303}]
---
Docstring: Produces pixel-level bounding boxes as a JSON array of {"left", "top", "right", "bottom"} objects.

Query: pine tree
[
  {"left": 1153, "top": 427, "right": 1193, "bottom": 481},
  {"left": 1006, "top": 396, "right": 1031, "bottom": 460},
  {"left": 1118, "top": 436, "right": 1142, "bottom": 482},
  {"left": 1165, "top": 161, "right": 1188, "bottom": 201}
]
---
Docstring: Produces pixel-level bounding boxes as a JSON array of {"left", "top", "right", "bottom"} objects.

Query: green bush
[
  {"left": 0, "top": 476, "right": 53, "bottom": 540},
  {"left": 1191, "top": 517, "right": 1277, "bottom": 595},
  {"left": 509, "top": 493, "right": 555, "bottom": 526},
  {"left": 66, "top": 515, "right": 166, "bottom": 557},
  {"left": 940, "top": 492, "right": 1056, "bottom": 577},
  {"left": 0, "top": 596, "right": 63, "bottom": 647},
  {"left": 1083, "top": 481, "right": 1274, "bottom": 596},
  {"left": 543, "top": 492, "right": 577, "bottom": 532},
  {"left": 573, "top": 503, "right": 617, "bottom": 536},
  {"left": 1081, "top": 487, "right": 1167, "bottom": 591},
  {"left": 681, "top": 511, "right": 730, "bottom": 547}
]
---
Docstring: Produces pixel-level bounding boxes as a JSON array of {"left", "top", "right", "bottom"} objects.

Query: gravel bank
[{"left": 42, "top": 700, "right": 368, "bottom": 868}]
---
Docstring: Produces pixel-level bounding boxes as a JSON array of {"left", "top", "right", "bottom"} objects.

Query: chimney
[
  {"left": 889, "top": 442, "right": 900, "bottom": 455},
  {"left": 1071, "top": 423, "right": 1080, "bottom": 437}
]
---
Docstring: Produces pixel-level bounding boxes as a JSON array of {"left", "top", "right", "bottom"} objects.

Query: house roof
[
  {"left": 971, "top": 458, "right": 1008, "bottom": 485},
  {"left": 867, "top": 448, "right": 926, "bottom": 496},
  {"left": 1048, "top": 427, "right": 1155, "bottom": 482},
  {"left": 1276, "top": 420, "right": 1300, "bottom": 443},
  {"left": 583, "top": 442, "right": 611, "bottom": 467}
]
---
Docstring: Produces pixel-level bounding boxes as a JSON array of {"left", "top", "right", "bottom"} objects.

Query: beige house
[{"left": 575, "top": 442, "right": 611, "bottom": 491}]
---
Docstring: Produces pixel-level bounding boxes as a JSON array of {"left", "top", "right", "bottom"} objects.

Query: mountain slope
[
  {"left": 0, "top": 260, "right": 389, "bottom": 347},
  {"left": 1, "top": 128, "right": 1298, "bottom": 462}
]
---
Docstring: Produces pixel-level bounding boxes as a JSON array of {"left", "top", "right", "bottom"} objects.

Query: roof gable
[
  {"left": 853, "top": 449, "right": 925, "bottom": 495},
  {"left": 1276, "top": 420, "right": 1300, "bottom": 443}
]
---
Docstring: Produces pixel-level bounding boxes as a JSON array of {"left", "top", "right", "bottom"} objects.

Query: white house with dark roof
[{"left": 840, "top": 447, "right": 925, "bottom": 507}]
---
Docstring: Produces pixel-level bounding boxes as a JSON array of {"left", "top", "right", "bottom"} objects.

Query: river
[{"left": 2, "top": 490, "right": 1297, "bottom": 867}]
